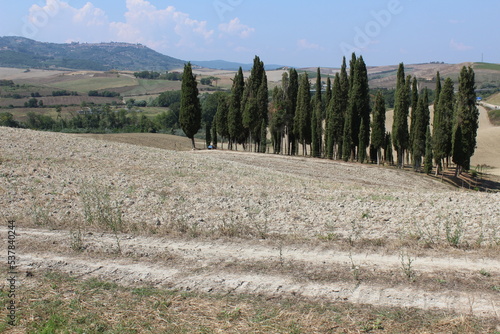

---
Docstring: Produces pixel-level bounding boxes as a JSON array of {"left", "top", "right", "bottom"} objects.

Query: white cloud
[
  {"left": 25, "top": 0, "right": 215, "bottom": 53},
  {"left": 297, "top": 39, "right": 321, "bottom": 50},
  {"left": 450, "top": 39, "right": 473, "bottom": 51},
  {"left": 219, "top": 18, "right": 255, "bottom": 38}
]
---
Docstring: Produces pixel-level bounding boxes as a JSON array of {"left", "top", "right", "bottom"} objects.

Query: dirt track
[{"left": 1, "top": 127, "right": 499, "bottom": 322}]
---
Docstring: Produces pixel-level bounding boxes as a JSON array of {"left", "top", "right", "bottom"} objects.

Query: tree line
[{"left": 180, "top": 55, "right": 479, "bottom": 175}]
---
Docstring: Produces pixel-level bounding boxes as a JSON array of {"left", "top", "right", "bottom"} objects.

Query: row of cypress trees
[{"left": 179, "top": 55, "right": 479, "bottom": 175}]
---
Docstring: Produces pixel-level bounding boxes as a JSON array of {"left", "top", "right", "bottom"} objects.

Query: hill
[
  {"left": 1, "top": 127, "right": 499, "bottom": 332},
  {"left": 192, "top": 59, "right": 285, "bottom": 71},
  {"left": 0, "top": 36, "right": 185, "bottom": 71}
]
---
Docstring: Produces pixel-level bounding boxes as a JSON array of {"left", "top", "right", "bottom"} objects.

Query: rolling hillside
[{"left": 0, "top": 36, "right": 185, "bottom": 71}]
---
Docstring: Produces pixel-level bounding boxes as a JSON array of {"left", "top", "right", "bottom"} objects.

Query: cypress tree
[
  {"left": 212, "top": 121, "right": 218, "bottom": 148},
  {"left": 338, "top": 57, "right": 350, "bottom": 158},
  {"left": 434, "top": 71, "right": 442, "bottom": 107},
  {"left": 256, "top": 73, "right": 269, "bottom": 151},
  {"left": 260, "top": 119, "right": 267, "bottom": 153},
  {"left": 215, "top": 94, "right": 229, "bottom": 149},
  {"left": 357, "top": 56, "right": 371, "bottom": 161},
  {"left": 412, "top": 88, "right": 430, "bottom": 171},
  {"left": 326, "top": 73, "right": 340, "bottom": 159},
  {"left": 270, "top": 86, "right": 286, "bottom": 154},
  {"left": 294, "top": 72, "right": 312, "bottom": 155},
  {"left": 424, "top": 126, "right": 433, "bottom": 174},
  {"left": 385, "top": 132, "right": 394, "bottom": 165},
  {"left": 409, "top": 76, "right": 419, "bottom": 157},
  {"left": 343, "top": 55, "right": 370, "bottom": 161},
  {"left": 452, "top": 66, "right": 479, "bottom": 174},
  {"left": 311, "top": 67, "right": 322, "bottom": 157},
  {"left": 358, "top": 120, "right": 367, "bottom": 163},
  {"left": 228, "top": 67, "right": 245, "bottom": 149},
  {"left": 370, "top": 91, "right": 386, "bottom": 165},
  {"left": 205, "top": 122, "right": 211, "bottom": 148},
  {"left": 286, "top": 68, "right": 299, "bottom": 155},
  {"left": 325, "top": 76, "right": 332, "bottom": 117},
  {"left": 179, "top": 62, "right": 201, "bottom": 149},
  {"left": 392, "top": 63, "right": 410, "bottom": 168},
  {"left": 432, "top": 77, "right": 454, "bottom": 173}
]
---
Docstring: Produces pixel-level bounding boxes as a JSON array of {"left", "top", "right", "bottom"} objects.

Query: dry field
[{"left": 1, "top": 126, "right": 499, "bottom": 333}]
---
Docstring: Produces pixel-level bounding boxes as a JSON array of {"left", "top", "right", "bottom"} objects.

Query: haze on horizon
[{"left": 0, "top": 0, "right": 499, "bottom": 68}]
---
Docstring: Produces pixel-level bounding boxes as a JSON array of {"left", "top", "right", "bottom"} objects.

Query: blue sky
[{"left": 0, "top": 0, "right": 498, "bottom": 68}]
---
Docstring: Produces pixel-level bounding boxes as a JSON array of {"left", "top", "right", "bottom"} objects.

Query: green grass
[
  {"left": 487, "top": 108, "right": 500, "bottom": 126},
  {"left": 474, "top": 62, "right": 500, "bottom": 71}
]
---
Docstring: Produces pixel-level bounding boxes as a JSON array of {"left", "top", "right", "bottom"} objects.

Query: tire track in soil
[{"left": 8, "top": 228, "right": 500, "bottom": 319}]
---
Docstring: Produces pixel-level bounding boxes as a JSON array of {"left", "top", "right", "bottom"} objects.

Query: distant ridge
[
  {"left": 0, "top": 36, "right": 185, "bottom": 71},
  {"left": 191, "top": 59, "right": 285, "bottom": 71}
]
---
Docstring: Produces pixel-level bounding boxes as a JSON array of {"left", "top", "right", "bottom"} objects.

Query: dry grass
[{"left": 2, "top": 269, "right": 497, "bottom": 334}]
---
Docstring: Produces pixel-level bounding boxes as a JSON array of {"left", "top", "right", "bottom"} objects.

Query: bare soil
[{"left": 1, "top": 127, "right": 499, "bottom": 330}]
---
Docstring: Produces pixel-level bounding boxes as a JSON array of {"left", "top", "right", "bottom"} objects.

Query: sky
[{"left": 0, "top": 0, "right": 499, "bottom": 68}]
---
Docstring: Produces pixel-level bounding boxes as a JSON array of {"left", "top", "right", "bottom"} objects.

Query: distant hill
[
  {"left": 0, "top": 36, "right": 185, "bottom": 71},
  {"left": 191, "top": 59, "right": 285, "bottom": 71}
]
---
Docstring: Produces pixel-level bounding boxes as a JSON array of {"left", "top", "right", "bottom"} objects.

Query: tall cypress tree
[
  {"left": 338, "top": 57, "right": 350, "bottom": 158},
  {"left": 311, "top": 67, "right": 322, "bottom": 157},
  {"left": 294, "top": 72, "right": 311, "bottom": 155},
  {"left": 424, "top": 126, "right": 433, "bottom": 174},
  {"left": 412, "top": 88, "right": 430, "bottom": 171},
  {"left": 434, "top": 71, "right": 442, "bottom": 107},
  {"left": 215, "top": 93, "right": 229, "bottom": 149},
  {"left": 370, "top": 91, "right": 386, "bottom": 165},
  {"left": 286, "top": 68, "right": 299, "bottom": 155},
  {"left": 358, "top": 120, "right": 367, "bottom": 163},
  {"left": 205, "top": 122, "right": 211, "bottom": 148},
  {"left": 179, "top": 62, "right": 201, "bottom": 149},
  {"left": 432, "top": 77, "right": 454, "bottom": 173},
  {"left": 325, "top": 76, "right": 332, "bottom": 117},
  {"left": 357, "top": 56, "right": 371, "bottom": 161},
  {"left": 452, "top": 66, "right": 479, "bottom": 174},
  {"left": 409, "top": 76, "right": 419, "bottom": 157},
  {"left": 343, "top": 55, "right": 370, "bottom": 161},
  {"left": 212, "top": 121, "right": 218, "bottom": 148},
  {"left": 260, "top": 119, "right": 267, "bottom": 153},
  {"left": 228, "top": 67, "right": 245, "bottom": 149},
  {"left": 392, "top": 63, "right": 410, "bottom": 168}
]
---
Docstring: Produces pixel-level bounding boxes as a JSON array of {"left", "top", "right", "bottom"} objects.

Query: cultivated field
[{"left": 1, "top": 127, "right": 499, "bottom": 333}]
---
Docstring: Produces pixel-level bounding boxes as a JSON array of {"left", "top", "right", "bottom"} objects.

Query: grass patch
[
  {"left": 487, "top": 108, "right": 500, "bottom": 126},
  {"left": 474, "top": 62, "right": 500, "bottom": 71},
  {"left": 2, "top": 269, "right": 497, "bottom": 333}
]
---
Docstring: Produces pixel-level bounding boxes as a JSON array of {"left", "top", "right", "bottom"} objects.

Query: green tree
[
  {"left": 228, "top": 67, "right": 245, "bottom": 149},
  {"left": 311, "top": 67, "right": 323, "bottom": 157},
  {"left": 452, "top": 66, "right": 479, "bottom": 174},
  {"left": 294, "top": 72, "right": 312, "bottom": 155},
  {"left": 179, "top": 62, "right": 201, "bottom": 149},
  {"left": 384, "top": 132, "right": 394, "bottom": 165},
  {"left": 370, "top": 91, "right": 386, "bottom": 165},
  {"left": 392, "top": 63, "right": 410, "bottom": 168},
  {"left": 215, "top": 93, "right": 230, "bottom": 149},
  {"left": 432, "top": 77, "right": 454, "bottom": 174},
  {"left": 338, "top": 57, "right": 350, "bottom": 158},
  {"left": 412, "top": 88, "right": 430, "bottom": 171},
  {"left": 212, "top": 121, "right": 218, "bottom": 148},
  {"left": 286, "top": 68, "right": 299, "bottom": 155},
  {"left": 409, "top": 77, "right": 419, "bottom": 156},
  {"left": 206, "top": 122, "right": 212, "bottom": 148},
  {"left": 270, "top": 86, "right": 286, "bottom": 154},
  {"left": 343, "top": 55, "right": 370, "bottom": 161},
  {"left": 424, "top": 126, "right": 433, "bottom": 174},
  {"left": 260, "top": 119, "right": 267, "bottom": 153}
]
